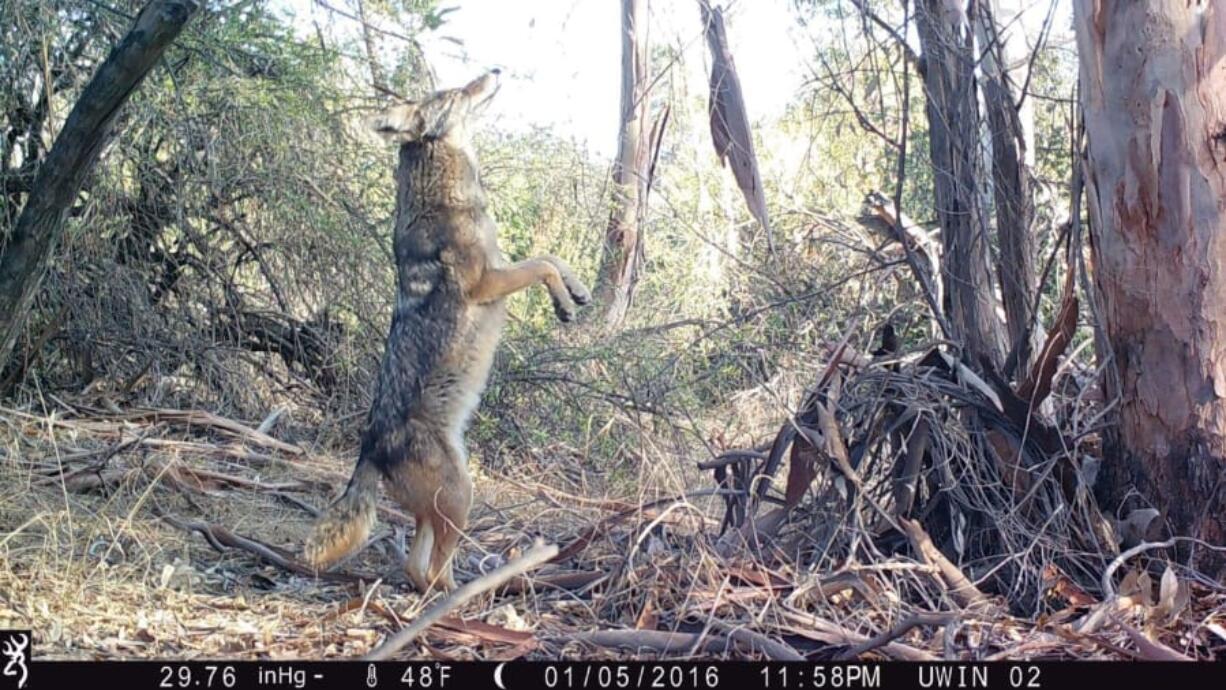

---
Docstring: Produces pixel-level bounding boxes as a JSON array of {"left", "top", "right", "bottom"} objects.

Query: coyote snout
[{"left": 304, "top": 71, "right": 589, "bottom": 592}]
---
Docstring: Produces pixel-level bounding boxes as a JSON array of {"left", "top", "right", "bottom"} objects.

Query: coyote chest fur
[{"left": 304, "top": 71, "right": 589, "bottom": 591}]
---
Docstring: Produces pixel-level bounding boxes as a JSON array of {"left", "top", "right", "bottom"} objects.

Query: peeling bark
[
  {"left": 1074, "top": 0, "right": 1226, "bottom": 563},
  {"left": 592, "top": 0, "right": 650, "bottom": 329},
  {"left": 701, "top": 0, "right": 772, "bottom": 251}
]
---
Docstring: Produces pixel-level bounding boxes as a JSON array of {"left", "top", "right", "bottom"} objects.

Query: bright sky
[
  {"left": 288, "top": 0, "right": 1071, "bottom": 159},
  {"left": 414, "top": 0, "right": 811, "bottom": 159}
]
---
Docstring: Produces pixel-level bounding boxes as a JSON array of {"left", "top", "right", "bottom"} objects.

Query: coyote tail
[{"left": 303, "top": 457, "right": 381, "bottom": 570}]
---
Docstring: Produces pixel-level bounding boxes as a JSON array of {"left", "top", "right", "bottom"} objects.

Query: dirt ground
[{"left": 0, "top": 402, "right": 720, "bottom": 660}]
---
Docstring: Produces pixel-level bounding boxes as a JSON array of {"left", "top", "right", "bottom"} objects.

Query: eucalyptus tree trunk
[
  {"left": 591, "top": 0, "right": 649, "bottom": 329},
  {"left": 0, "top": 0, "right": 199, "bottom": 375},
  {"left": 1074, "top": 0, "right": 1226, "bottom": 561},
  {"left": 915, "top": 0, "right": 1007, "bottom": 371},
  {"left": 979, "top": 0, "right": 1038, "bottom": 377}
]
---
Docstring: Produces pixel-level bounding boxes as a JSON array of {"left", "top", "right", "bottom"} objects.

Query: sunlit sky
[
  {"left": 288, "top": 0, "right": 813, "bottom": 158},
  {"left": 414, "top": 0, "right": 809, "bottom": 158},
  {"left": 286, "top": 0, "right": 1071, "bottom": 159}
]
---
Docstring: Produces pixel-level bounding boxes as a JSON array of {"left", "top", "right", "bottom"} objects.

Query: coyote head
[{"left": 369, "top": 70, "right": 500, "bottom": 146}]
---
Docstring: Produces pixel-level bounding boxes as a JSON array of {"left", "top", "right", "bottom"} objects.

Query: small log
[{"left": 899, "top": 518, "right": 991, "bottom": 609}]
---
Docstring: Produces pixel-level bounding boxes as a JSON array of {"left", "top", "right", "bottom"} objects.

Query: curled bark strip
[
  {"left": 700, "top": 0, "right": 772, "bottom": 250},
  {"left": 703, "top": 619, "right": 806, "bottom": 661},
  {"left": 892, "top": 416, "right": 930, "bottom": 518},
  {"left": 779, "top": 609, "right": 937, "bottom": 661},
  {"left": 784, "top": 431, "right": 819, "bottom": 508},
  {"left": 1017, "top": 264, "right": 1078, "bottom": 406},
  {"left": 766, "top": 324, "right": 857, "bottom": 508}
]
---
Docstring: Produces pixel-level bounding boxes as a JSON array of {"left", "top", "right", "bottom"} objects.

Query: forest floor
[{"left": 2, "top": 399, "right": 1224, "bottom": 661}]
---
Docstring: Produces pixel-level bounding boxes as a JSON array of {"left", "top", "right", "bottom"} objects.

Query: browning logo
[{"left": 0, "top": 631, "right": 27, "bottom": 689}]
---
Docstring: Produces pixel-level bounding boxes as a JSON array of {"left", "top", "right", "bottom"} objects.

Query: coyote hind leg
[
  {"left": 388, "top": 436, "right": 473, "bottom": 592},
  {"left": 426, "top": 485, "right": 468, "bottom": 590}
]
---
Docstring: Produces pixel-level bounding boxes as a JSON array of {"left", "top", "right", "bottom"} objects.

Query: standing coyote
[{"left": 303, "top": 70, "right": 589, "bottom": 591}]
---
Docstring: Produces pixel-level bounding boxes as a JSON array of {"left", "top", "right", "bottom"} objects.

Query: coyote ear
[
  {"left": 417, "top": 96, "right": 463, "bottom": 139},
  {"left": 368, "top": 102, "right": 420, "bottom": 142}
]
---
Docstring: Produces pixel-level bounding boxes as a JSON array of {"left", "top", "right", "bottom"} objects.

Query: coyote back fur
[{"left": 303, "top": 71, "right": 589, "bottom": 591}]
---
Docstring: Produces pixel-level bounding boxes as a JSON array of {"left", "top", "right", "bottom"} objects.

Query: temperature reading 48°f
[{"left": 400, "top": 663, "right": 453, "bottom": 688}]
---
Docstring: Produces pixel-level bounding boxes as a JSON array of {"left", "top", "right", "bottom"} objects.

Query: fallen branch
[
  {"left": 365, "top": 542, "right": 558, "bottom": 661},
  {"left": 704, "top": 619, "right": 806, "bottom": 661},
  {"left": 161, "top": 514, "right": 377, "bottom": 584},
  {"left": 899, "top": 518, "right": 991, "bottom": 609},
  {"left": 107, "top": 408, "right": 303, "bottom": 454},
  {"left": 1100, "top": 538, "right": 1177, "bottom": 598},
  {"left": 779, "top": 608, "right": 936, "bottom": 661},
  {"left": 837, "top": 612, "right": 955, "bottom": 660},
  {"left": 499, "top": 569, "right": 606, "bottom": 595}
]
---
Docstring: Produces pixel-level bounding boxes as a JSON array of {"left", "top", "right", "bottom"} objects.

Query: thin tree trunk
[
  {"left": 591, "top": 0, "right": 649, "bottom": 329},
  {"left": 979, "top": 0, "right": 1038, "bottom": 377},
  {"left": 0, "top": 0, "right": 199, "bottom": 374},
  {"left": 1074, "top": 0, "right": 1226, "bottom": 563},
  {"left": 354, "top": 0, "right": 385, "bottom": 91},
  {"left": 915, "top": 0, "right": 1008, "bottom": 371}
]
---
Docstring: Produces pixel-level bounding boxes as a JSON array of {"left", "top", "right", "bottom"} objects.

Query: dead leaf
[
  {"left": 1137, "top": 571, "right": 1155, "bottom": 607},
  {"left": 437, "top": 616, "right": 535, "bottom": 645},
  {"left": 1152, "top": 565, "right": 1190, "bottom": 625},
  {"left": 1041, "top": 563, "right": 1095, "bottom": 608},
  {"left": 635, "top": 596, "right": 658, "bottom": 630}
]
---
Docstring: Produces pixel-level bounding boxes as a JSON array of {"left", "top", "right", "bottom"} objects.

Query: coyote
[{"left": 303, "top": 70, "right": 590, "bottom": 591}]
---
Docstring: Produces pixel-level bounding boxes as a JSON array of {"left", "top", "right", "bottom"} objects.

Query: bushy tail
[{"left": 303, "top": 458, "right": 381, "bottom": 570}]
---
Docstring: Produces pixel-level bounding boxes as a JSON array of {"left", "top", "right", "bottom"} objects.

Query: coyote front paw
[
  {"left": 567, "top": 279, "right": 591, "bottom": 306},
  {"left": 543, "top": 256, "right": 590, "bottom": 310},
  {"left": 552, "top": 297, "right": 577, "bottom": 323}
]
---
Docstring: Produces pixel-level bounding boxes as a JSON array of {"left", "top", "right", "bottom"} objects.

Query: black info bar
[{"left": 13, "top": 661, "right": 1224, "bottom": 690}]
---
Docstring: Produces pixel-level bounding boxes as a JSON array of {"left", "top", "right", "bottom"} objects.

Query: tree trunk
[
  {"left": 1074, "top": 0, "right": 1226, "bottom": 562},
  {"left": 591, "top": 0, "right": 649, "bottom": 329},
  {"left": 915, "top": 0, "right": 1008, "bottom": 371},
  {"left": 0, "top": 0, "right": 199, "bottom": 374},
  {"left": 354, "top": 0, "right": 385, "bottom": 91},
  {"left": 979, "top": 0, "right": 1038, "bottom": 377}
]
